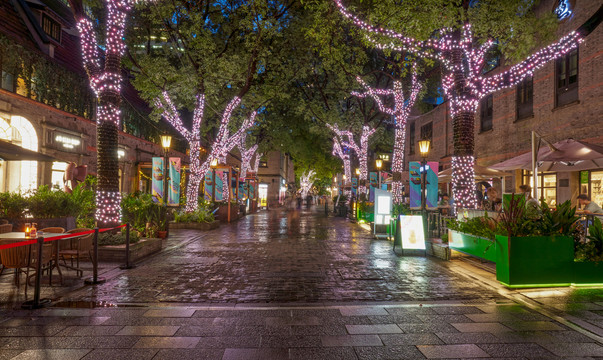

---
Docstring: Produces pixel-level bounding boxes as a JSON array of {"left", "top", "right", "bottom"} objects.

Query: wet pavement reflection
[{"left": 63, "top": 207, "right": 504, "bottom": 304}]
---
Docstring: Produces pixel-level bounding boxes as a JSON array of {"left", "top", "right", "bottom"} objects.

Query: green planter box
[
  {"left": 449, "top": 231, "right": 496, "bottom": 263},
  {"left": 573, "top": 261, "right": 603, "bottom": 285},
  {"left": 357, "top": 209, "right": 374, "bottom": 223},
  {"left": 495, "top": 235, "right": 574, "bottom": 288}
]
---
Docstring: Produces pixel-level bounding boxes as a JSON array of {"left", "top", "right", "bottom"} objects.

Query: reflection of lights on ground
[
  {"left": 359, "top": 223, "right": 371, "bottom": 231},
  {"left": 372, "top": 259, "right": 391, "bottom": 268}
]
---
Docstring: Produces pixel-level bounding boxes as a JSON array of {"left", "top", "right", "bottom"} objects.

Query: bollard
[
  {"left": 119, "top": 224, "right": 136, "bottom": 270},
  {"left": 21, "top": 237, "right": 51, "bottom": 309},
  {"left": 85, "top": 228, "right": 106, "bottom": 284}
]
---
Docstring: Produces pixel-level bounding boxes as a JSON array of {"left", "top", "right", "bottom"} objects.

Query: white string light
[
  {"left": 352, "top": 70, "right": 421, "bottom": 204},
  {"left": 300, "top": 170, "right": 316, "bottom": 198},
  {"left": 156, "top": 92, "right": 256, "bottom": 212},
  {"left": 334, "top": 0, "right": 582, "bottom": 208}
]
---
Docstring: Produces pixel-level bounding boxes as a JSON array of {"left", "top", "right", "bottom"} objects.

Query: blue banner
[
  {"left": 409, "top": 162, "right": 438, "bottom": 208},
  {"left": 152, "top": 157, "right": 164, "bottom": 203}
]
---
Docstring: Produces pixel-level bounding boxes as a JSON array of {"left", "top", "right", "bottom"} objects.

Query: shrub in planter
[
  {"left": 576, "top": 217, "right": 603, "bottom": 262},
  {"left": 98, "top": 230, "right": 141, "bottom": 246},
  {"left": 27, "top": 185, "right": 81, "bottom": 218},
  {"left": 0, "top": 192, "right": 27, "bottom": 219},
  {"left": 121, "top": 192, "right": 164, "bottom": 237},
  {"left": 174, "top": 205, "right": 215, "bottom": 224}
]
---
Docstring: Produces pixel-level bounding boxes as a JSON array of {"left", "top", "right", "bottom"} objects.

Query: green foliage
[
  {"left": 71, "top": 177, "right": 97, "bottom": 228},
  {"left": 27, "top": 185, "right": 81, "bottom": 219},
  {"left": 576, "top": 218, "right": 603, "bottom": 262},
  {"left": 174, "top": 205, "right": 215, "bottom": 224},
  {"left": 0, "top": 192, "right": 28, "bottom": 219},
  {"left": 392, "top": 203, "right": 410, "bottom": 218},
  {"left": 121, "top": 192, "right": 165, "bottom": 236},
  {"left": 447, "top": 215, "right": 497, "bottom": 240},
  {"left": 357, "top": 201, "right": 373, "bottom": 214},
  {"left": 539, "top": 200, "right": 580, "bottom": 237},
  {"left": 440, "top": 233, "right": 449, "bottom": 243},
  {"left": 98, "top": 230, "right": 141, "bottom": 247}
]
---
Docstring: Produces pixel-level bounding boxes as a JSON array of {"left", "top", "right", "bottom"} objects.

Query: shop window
[
  {"left": 589, "top": 171, "right": 603, "bottom": 209},
  {"left": 259, "top": 155, "right": 268, "bottom": 168},
  {"left": 42, "top": 14, "right": 61, "bottom": 43},
  {"left": 522, "top": 170, "right": 557, "bottom": 206},
  {"left": 480, "top": 94, "right": 493, "bottom": 132},
  {"left": 516, "top": 76, "right": 533, "bottom": 120},
  {"left": 556, "top": 47, "right": 578, "bottom": 107},
  {"left": 409, "top": 122, "right": 415, "bottom": 154},
  {"left": 51, "top": 162, "right": 67, "bottom": 190},
  {"left": 420, "top": 122, "right": 432, "bottom": 149}
]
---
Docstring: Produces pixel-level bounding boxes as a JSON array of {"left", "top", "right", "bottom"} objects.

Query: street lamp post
[
  {"left": 418, "top": 139, "right": 431, "bottom": 238},
  {"left": 375, "top": 159, "right": 383, "bottom": 190},
  {"left": 160, "top": 134, "right": 172, "bottom": 236}
]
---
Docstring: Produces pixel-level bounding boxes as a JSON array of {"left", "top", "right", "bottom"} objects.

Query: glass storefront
[
  {"left": 522, "top": 170, "right": 557, "bottom": 206},
  {"left": 588, "top": 170, "right": 603, "bottom": 207}
]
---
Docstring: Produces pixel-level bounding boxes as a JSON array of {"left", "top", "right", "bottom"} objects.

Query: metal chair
[
  {"left": 39, "top": 227, "right": 65, "bottom": 284},
  {"left": 59, "top": 228, "right": 93, "bottom": 277},
  {"left": 0, "top": 223, "right": 13, "bottom": 234}
]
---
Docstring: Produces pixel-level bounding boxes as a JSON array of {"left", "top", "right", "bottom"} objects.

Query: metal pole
[
  {"left": 421, "top": 158, "right": 428, "bottom": 240},
  {"left": 22, "top": 237, "right": 51, "bottom": 309},
  {"left": 531, "top": 131, "right": 539, "bottom": 201},
  {"left": 85, "top": 228, "right": 105, "bottom": 284},
  {"left": 119, "top": 223, "right": 135, "bottom": 270}
]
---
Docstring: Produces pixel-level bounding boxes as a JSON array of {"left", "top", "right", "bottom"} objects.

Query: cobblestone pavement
[
  {"left": 62, "top": 207, "right": 505, "bottom": 304},
  {"left": 0, "top": 302, "right": 602, "bottom": 359}
]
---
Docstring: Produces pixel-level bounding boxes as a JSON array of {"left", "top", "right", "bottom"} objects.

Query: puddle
[{"left": 52, "top": 301, "right": 147, "bottom": 309}]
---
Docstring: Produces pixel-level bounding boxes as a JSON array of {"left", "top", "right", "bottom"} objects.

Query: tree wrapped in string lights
[
  {"left": 155, "top": 91, "right": 256, "bottom": 212},
  {"left": 68, "top": 0, "right": 141, "bottom": 225},
  {"left": 334, "top": 0, "right": 583, "bottom": 209},
  {"left": 300, "top": 170, "right": 316, "bottom": 198},
  {"left": 238, "top": 133, "right": 259, "bottom": 181},
  {"left": 327, "top": 123, "right": 376, "bottom": 195},
  {"left": 251, "top": 153, "right": 263, "bottom": 174},
  {"left": 331, "top": 134, "right": 351, "bottom": 184},
  {"left": 352, "top": 70, "right": 421, "bottom": 204}
]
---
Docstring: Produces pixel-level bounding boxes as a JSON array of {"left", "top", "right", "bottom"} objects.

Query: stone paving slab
[{"left": 0, "top": 303, "right": 600, "bottom": 359}]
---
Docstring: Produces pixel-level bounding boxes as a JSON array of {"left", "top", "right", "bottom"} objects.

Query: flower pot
[{"left": 157, "top": 230, "right": 167, "bottom": 239}]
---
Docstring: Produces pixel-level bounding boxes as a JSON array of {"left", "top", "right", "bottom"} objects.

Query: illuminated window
[
  {"left": 522, "top": 170, "right": 556, "bottom": 206},
  {"left": 51, "top": 162, "right": 67, "bottom": 190},
  {"left": 42, "top": 14, "right": 61, "bottom": 43}
]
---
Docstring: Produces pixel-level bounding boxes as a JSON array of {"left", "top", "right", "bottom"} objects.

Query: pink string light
[
  {"left": 156, "top": 92, "right": 256, "bottom": 212},
  {"left": 334, "top": 0, "right": 582, "bottom": 209},
  {"left": 352, "top": 70, "right": 421, "bottom": 204},
  {"left": 300, "top": 170, "right": 316, "bottom": 198}
]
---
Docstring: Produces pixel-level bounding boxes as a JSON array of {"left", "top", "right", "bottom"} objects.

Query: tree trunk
[
  {"left": 448, "top": 47, "right": 478, "bottom": 210},
  {"left": 391, "top": 121, "right": 407, "bottom": 204},
  {"left": 342, "top": 159, "right": 351, "bottom": 184}
]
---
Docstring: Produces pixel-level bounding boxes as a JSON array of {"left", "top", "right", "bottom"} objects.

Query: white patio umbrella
[
  {"left": 490, "top": 139, "right": 603, "bottom": 172},
  {"left": 438, "top": 165, "right": 510, "bottom": 183}
]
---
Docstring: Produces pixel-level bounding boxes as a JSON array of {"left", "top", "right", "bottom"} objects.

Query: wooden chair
[
  {"left": 0, "top": 241, "right": 32, "bottom": 298},
  {"left": 0, "top": 223, "right": 13, "bottom": 234},
  {"left": 0, "top": 219, "right": 8, "bottom": 225},
  {"left": 27, "top": 241, "right": 54, "bottom": 286},
  {"left": 39, "top": 227, "right": 65, "bottom": 284},
  {"left": 59, "top": 228, "right": 93, "bottom": 277}
]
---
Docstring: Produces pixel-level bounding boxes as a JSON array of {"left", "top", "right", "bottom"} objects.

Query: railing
[{"left": 0, "top": 223, "right": 133, "bottom": 310}]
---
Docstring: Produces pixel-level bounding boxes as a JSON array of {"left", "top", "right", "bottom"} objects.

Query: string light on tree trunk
[
  {"left": 352, "top": 69, "right": 421, "bottom": 204},
  {"left": 331, "top": 136, "right": 351, "bottom": 184},
  {"left": 334, "top": 0, "right": 582, "bottom": 208},
  {"left": 155, "top": 92, "right": 256, "bottom": 212},
  {"left": 300, "top": 170, "right": 316, "bottom": 198}
]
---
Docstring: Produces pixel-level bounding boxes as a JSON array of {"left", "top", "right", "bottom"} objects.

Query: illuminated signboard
[
  {"left": 374, "top": 188, "right": 392, "bottom": 225},
  {"left": 399, "top": 215, "right": 426, "bottom": 250}
]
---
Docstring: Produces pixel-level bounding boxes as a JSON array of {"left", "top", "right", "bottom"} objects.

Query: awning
[
  {"left": 490, "top": 139, "right": 603, "bottom": 172},
  {"left": 438, "top": 165, "right": 510, "bottom": 183},
  {"left": 0, "top": 140, "right": 57, "bottom": 162}
]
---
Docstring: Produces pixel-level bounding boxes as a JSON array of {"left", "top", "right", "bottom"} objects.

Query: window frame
[
  {"left": 480, "top": 94, "right": 493, "bottom": 132},
  {"left": 420, "top": 122, "right": 433, "bottom": 149},
  {"left": 522, "top": 170, "right": 557, "bottom": 205},
  {"left": 555, "top": 47, "right": 579, "bottom": 107},
  {"left": 516, "top": 76, "right": 533, "bottom": 121},
  {"left": 41, "top": 13, "right": 61, "bottom": 43}
]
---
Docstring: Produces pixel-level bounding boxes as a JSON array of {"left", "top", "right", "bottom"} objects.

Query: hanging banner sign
[
  {"left": 152, "top": 157, "right": 164, "bottom": 203},
  {"left": 215, "top": 170, "right": 225, "bottom": 202},
  {"left": 380, "top": 172, "right": 391, "bottom": 190},
  {"left": 369, "top": 172, "right": 378, "bottom": 202},
  {"left": 399, "top": 215, "right": 426, "bottom": 250},
  {"left": 409, "top": 162, "right": 438, "bottom": 208},
  {"left": 351, "top": 177, "right": 358, "bottom": 196},
  {"left": 204, "top": 170, "right": 213, "bottom": 201},
  {"left": 168, "top": 157, "right": 181, "bottom": 206}
]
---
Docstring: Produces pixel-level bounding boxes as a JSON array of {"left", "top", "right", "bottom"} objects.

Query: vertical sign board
[
  {"left": 168, "top": 157, "right": 181, "bottom": 205},
  {"left": 373, "top": 189, "right": 392, "bottom": 226},
  {"left": 399, "top": 215, "right": 426, "bottom": 250},
  {"left": 380, "top": 172, "right": 390, "bottom": 190},
  {"left": 351, "top": 177, "right": 358, "bottom": 197},
  {"left": 369, "top": 172, "right": 378, "bottom": 202},
  {"left": 151, "top": 157, "right": 164, "bottom": 203},
  {"left": 214, "top": 170, "right": 224, "bottom": 201},
  {"left": 204, "top": 170, "right": 213, "bottom": 201},
  {"left": 409, "top": 162, "right": 438, "bottom": 208}
]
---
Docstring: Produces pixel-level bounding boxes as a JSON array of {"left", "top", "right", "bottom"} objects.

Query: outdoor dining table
[{"left": 0, "top": 231, "right": 69, "bottom": 285}]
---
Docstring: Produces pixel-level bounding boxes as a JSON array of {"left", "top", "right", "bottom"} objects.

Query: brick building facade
[
  {"left": 256, "top": 151, "right": 295, "bottom": 208},
  {"left": 404, "top": 0, "right": 602, "bottom": 207}
]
